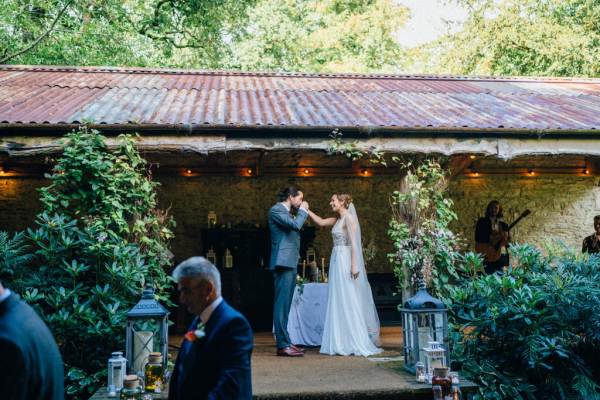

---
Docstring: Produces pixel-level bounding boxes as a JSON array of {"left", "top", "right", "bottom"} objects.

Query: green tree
[
  {"left": 229, "top": 0, "right": 409, "bottom": 72},
  {"left": 423, "top": 0, "right": 600, "bottom": 77},
  {"left": 0, "top": 0, "right": 408, "bottom": 72},
  {"left": 4, "top": 127, "right": 175, "bottom": 399}
]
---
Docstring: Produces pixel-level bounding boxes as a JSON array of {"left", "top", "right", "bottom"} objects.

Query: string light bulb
[
  {"left": 303, "top": 168, "right": 310, "bottom": 175},
  {"left": 469, "top": 155, "right": 476, "bottom": 160},
  {"left": 361, "top": 168, "right": 369, "bottom": 176},
  {"left": 0, "top": 166, "right": 4, "bottom": 175},
  {"left": 584, "top": 168, "right": 590, "bottom": 175},
  {"left": 186, "top": 168, "right": 192, "bottom": 175},
  {"left": 246, "top": 168, "right": 253, "bottom": 175}
]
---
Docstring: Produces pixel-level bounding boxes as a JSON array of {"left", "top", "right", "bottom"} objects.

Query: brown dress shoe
[
  {"left": 290, "top": 344, "right": 305, "bottom": 353},
  {"left": 277, "top": 346, "right": 304, "bottom": 357}
]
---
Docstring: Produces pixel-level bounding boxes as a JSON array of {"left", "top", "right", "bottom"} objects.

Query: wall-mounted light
[
  {"left": 527, "top": 169, "right": 535, "bottom": 176},
  {"left": 583, "top": 168, "right": 590, "bottom": 175},
  {"left": 469, "top": 155, "right": 476, "bottom": 160},
  {"left": 186, "top": 168, "right": 192, "bottom": 175},
  {"left": 246, "top": 168, "right": 253, "bottom": 176},
  {"left": 0, "top": 166, "right": 4, "bottom": 175},
  {"left": 360, "top": 168, "right": 370, "bottom": 177},
  {"left": 303, "top": 168, "right": 310, "bottom": 175}
]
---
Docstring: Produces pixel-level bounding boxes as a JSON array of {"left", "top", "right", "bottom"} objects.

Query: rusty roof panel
[{"left": 1, "top": 65, "right": 600, "bottom": 132}]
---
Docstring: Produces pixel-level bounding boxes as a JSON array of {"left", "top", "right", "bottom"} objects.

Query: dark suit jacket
[
  {"left": 0, "top": 292, "right": 64, "bottom": 400},
  {"left": 169, "top": 300, "right": 253, "bottom": 400},
  {"left": 268, "top": 203, "right": 308, "bottom": 270}
]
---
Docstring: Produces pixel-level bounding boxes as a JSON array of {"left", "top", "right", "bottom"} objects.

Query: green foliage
[
  {"left": 228, "top": 0, "right": 408, "bottom": 72},
  {"left": 421, "top": 0, "right": 600, "bottom": 77},
  {"left": 388, "top": 159, "right": 462, "bottom": 299},
  {"left": 1, "top": 0, "right": 407, "bottom": 72},
  {"left": 448, "top": 244, "right": 600, "bottom": 399},
  {"left": 4, "top": 127, "right": 175, "bottom": 399},
  {"left": 327, "top": 128, "right": 387, "bottom": 165},
  {"left": 0, "top": 231, "right": 33, "bottom": 281}
]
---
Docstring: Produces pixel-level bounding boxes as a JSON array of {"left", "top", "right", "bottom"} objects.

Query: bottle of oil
[{"left": 144, "top": 352, "right": 164, "bottom": 393}]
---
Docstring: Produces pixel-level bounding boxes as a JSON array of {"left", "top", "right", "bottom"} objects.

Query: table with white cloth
[{"left": 287, "top": 282, "right": 329, "bottom": 346}]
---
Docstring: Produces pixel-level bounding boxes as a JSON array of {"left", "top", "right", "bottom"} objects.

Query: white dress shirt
[{"left": 200, "top": 296, "right": 223, "bottom": 324}]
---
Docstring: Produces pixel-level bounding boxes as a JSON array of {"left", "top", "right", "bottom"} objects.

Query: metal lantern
[
  {"left": 107, "top": 351, "right": 127, "bottom": 393},
  {"left": 399, "top": 279, "right": 449, "bottom": 374},
  {"left": 422, "top": 341, "right": 447, "bottom": 381},
  {"left": 126, "top": 288, "right": 169, "bottom": 376}
]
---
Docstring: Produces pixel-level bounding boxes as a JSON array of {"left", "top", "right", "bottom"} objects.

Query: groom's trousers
[{"left": 272, "top": 266, "right": 297, "bottom": 349}]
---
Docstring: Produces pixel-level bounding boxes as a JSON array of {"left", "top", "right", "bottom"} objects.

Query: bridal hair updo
[{"left": 333, "top": 192, "right": 352, "bottom": 209}]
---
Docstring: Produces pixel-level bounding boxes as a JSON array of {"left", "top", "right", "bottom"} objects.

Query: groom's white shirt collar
[{"left": 200, "top": 296, "right": 223, "bottom": 324}]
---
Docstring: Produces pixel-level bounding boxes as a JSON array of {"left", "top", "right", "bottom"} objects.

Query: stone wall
[
  {"left": 449, "top": 175, "right": 600, "bottom": 251},
  {"left": 158, "top": 175, "right": 401, "bottom": 273},
  {"left": 2, "top": 173, "right": 599, "bottom": 272}
]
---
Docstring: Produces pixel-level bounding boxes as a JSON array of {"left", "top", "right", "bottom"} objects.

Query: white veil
[{"left": 347, "top": 203, "right": 381, "bottom": 345}]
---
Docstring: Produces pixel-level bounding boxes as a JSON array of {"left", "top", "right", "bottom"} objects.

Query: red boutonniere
[{"left": 185, "top": 321, "right": 206, "bottom": 342}]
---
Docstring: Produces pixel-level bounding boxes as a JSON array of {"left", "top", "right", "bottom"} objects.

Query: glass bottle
[
  {"left": 120, "top": 375, "right": 142, "bottom": 400},
  {"left": 451, "top": 384, "right": 463, "bottom": 400},
  {"left": 144, "top": 352, "right": 164, "bottom": 393},
  {"left": 432, "top": 385, "right": 443, "bottom": 400},
  {"left": 431, "top": 367, "right": 452, "bottom": 398}
]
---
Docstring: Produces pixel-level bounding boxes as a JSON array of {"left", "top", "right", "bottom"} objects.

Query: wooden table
[{"left": 89, "top": 387, "right": 166, "bottom": 399}]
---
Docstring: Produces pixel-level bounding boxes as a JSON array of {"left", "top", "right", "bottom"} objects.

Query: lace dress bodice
[{"left": 332, "top": 218, "right": 350, "bottom": 246}]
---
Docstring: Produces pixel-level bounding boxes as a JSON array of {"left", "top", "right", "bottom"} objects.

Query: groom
[{"left": 269, "top": 186, "right": 309, "bottom": 357}]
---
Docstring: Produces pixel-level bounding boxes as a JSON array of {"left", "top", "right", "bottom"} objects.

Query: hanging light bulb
[
  {"left": 303, "top": 168, "right": 310, "bottom": 175},
  {"left": 528, "top": 169, "right": 535, "bottom": 176},
  {"left": 186, "top": 168, "right": 192, "bottom": 175}
]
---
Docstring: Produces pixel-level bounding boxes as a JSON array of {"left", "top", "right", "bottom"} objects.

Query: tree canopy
[
  {"left": 419, "top": 0, "right": 600, "bottom": 77},
  {"left": 1, "top": 0, "right": 599, "bottom": 76}
]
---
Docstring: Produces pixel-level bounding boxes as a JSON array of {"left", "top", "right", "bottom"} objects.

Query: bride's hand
[{"left": 351, "top": 266, "right": 359, "bottom": 280}]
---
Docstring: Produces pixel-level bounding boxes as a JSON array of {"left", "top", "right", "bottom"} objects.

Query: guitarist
[{"left": 475, "top": 200, "right": 510, "bottom": 274}]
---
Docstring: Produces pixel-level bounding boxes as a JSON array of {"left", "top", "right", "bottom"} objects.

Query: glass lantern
[
  {"left": 423, "top": 341, "right": 447, "bottom": 381},
  {"left": 399, "top": 280, "right": 449, "bottom": 374},
  {"left": 125, "top": 287, "right": 169, "bottom": 376},
  {"left": 107, "top": 351, "right": 127, "bottom": 393}
]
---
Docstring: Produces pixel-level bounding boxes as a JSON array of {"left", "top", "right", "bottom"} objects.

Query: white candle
[{"left": 133, "top": 331, "right": 153, "bottom": 374}]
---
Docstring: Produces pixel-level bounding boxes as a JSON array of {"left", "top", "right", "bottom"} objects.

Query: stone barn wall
[{"left": 2, "top": 173, "right": 599, "bottom": 272}]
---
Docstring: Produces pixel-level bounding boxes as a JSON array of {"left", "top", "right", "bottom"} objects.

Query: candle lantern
[
  {"left": 107, "top": 351, "right": 127, "bottom": 393},
  {"left": 399, "top": 279, "right": 449, "bottom": 374},
  {"left": 423, "top": 341, "right": 447, "bottom": 381},
  {"left": 125, "top": 288, "right": 169, "bottom": 376}
]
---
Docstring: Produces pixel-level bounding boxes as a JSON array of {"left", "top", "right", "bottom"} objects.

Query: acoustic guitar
[{"left": 475, "top": 209, "right": 531, "bottom": 262}]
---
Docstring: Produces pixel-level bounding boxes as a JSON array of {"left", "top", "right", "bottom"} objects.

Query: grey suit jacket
[{"left": 268, "top": 203, "right": 308, "bottom": 270}]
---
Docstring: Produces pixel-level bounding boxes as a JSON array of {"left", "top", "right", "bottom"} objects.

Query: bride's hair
[{"left": 333, "top": 193, "right": 352, "bottom": 209}]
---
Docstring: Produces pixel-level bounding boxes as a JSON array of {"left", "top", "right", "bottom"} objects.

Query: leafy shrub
[
  {"left": 449, "top": 244, "right": 600, "bottom": 399},
  {"left": 4, "top": 127, "right": 175, "bottom": 399},
  {"left": 0, "top": 231, "right": 32, "bottom": 281},
  {"left": 387, "top": 159, "right": 462, "bottom": 299}
]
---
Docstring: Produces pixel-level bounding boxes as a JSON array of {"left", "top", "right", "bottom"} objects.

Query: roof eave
[{"left": 1, "top": 123, "right": 599, "bottom": 139}]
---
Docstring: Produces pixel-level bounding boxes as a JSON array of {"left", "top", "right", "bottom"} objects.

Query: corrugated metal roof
[{"left": 1, "top": 65, "right": 600, "bottom": 132}]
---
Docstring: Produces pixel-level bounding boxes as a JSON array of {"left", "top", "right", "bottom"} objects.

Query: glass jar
[
  {"left": 415, "top": 361, "right": 426, "bottom": 383},
  {"left": 144, "top": 352, "right": 164, "bottom": 393},
  {"left": 431, "top": 367, "right": 452, "bottom": 398},
  {"left": 120, "top": 375, "right": 142, "bottom": 400}
]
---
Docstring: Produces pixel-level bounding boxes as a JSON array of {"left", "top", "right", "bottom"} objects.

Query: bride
[{"left": 307, "top": 193, "right": 383, "bottom": 357}]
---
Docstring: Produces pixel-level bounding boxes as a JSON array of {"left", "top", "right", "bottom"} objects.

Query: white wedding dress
[{"left": 320, "top": 205, "right": 383, "bottom": 357}]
